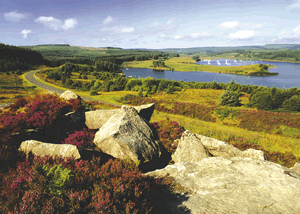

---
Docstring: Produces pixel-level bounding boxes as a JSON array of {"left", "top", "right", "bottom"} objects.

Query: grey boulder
[
  {"left": 93, "top": 105, "right": 162, "bottom": 163},
  {"left": 19, "top": 140, "right": 81, "bottom": 159}
]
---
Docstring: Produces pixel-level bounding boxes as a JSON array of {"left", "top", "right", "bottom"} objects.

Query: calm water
[{"left": 122, "top": 59, "right": 300, "bottom": 89}]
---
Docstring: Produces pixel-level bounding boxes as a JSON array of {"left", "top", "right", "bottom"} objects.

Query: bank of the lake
[{"left": 124, "top": 58, "right": 277, "bottom": 76}]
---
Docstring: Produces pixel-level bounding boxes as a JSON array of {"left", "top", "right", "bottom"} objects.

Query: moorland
[{"left": 1, "top": 42, "right": 300, "bottom": 213}]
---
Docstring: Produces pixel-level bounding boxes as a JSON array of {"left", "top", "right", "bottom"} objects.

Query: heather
[
  {"left": 0, "top": 155, "right": 158, "bottom": 213},
  {"left": 151, "top": 118, "right": 185, "bottom": 154},
  {"left": 0, "top": 94, "right": 85, "bottom": 174},
  {"left": 62, "top": 128, "right": 96, "bottom": 149}
]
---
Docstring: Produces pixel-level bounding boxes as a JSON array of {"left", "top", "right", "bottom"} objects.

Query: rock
[
  {"left": 85, "top": 109, "right": 120, "bottom": 129},
  {"left": 241, "top": 148, "right": 266, "bottom": 160},
  {"left": 85, "top": 103, "right": 155, "bottom": 129},
  {"left": 45, "top": 110, "right": 87, "bottom": 143},
  {"left": 19, "top": 140, "right": 81, "bottom": 159},
  {"left": 133, "top": 103, "right": 155, "bottom": 121},
  {"left": 171, "top": 130, "right": 211, "bottom": 164},
  {"left": 145, "top": 157, "right": 300, "bottom": 214},
  {"left": 93, "top": 105, "right": 162, "bottom": 163},
  {"left": 59, "top": 90, "right": 79, "bottom": 101},
  {"left": 195, "top": 134, "right": 242, "bottom": 157},
  {"left": 291, "top": 162, "right": 300, "bottom": 175}
]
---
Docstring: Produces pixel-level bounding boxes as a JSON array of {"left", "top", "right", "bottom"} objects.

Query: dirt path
[{"left": 25, "top": 70, "right": 121, "bottom": 107}]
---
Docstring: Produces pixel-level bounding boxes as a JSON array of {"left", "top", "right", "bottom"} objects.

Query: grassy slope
[
  {"left": 124, "top": 56, "right": 277, "bottom": 75},
  {"left": 0, "top": 71, "right": 45, "bottom": 105}
]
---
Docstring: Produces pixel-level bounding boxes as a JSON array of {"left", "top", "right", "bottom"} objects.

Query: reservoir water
[{"left": 122, "top": 59, "right": 300, "bottom": 89}]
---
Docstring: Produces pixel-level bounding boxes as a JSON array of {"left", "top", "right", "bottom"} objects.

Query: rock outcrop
[
  {"left": 59, "top": 90, "right": 79, "bottom": 101},
  {"left": 19, "top": 140, "right": 81, "bottom": 159},
  {"left": 93, "top": 105, "right": 162, "bottom": 163},
  {"left": 85, "top": 103, "right": 155, "bottom": 129},
  {"left": 291, "top": 162, "right": 300, "bottom": 175},
  {"left": 145, "top": 157, "right": 300, "bottom": 214},
  {"left": 172, "top": 131, "right": 266, "bottom": 164},
  {"left": 171, "top": 131, "right": 211, "bottom": 163}
]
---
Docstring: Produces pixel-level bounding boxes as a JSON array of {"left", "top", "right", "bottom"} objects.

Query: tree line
[{"left": 0, "top": 43, "right": 50, "bottom": 73}]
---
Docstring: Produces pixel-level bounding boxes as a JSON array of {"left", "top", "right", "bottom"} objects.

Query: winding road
[{"left": 25, "top": 70, "right": 121, "bottom": 107}]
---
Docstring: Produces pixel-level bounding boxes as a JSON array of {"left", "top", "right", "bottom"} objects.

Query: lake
[{"left": 122, "top": 59, "right": 300, "bottom": 89}]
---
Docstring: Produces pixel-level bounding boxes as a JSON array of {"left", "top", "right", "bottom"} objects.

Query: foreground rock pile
[{"left": 17, "top": 90, "right": 300, "bottom": 214}]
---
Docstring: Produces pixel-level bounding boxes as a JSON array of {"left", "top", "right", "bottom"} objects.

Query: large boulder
[
  {"left": 59, "top": 90, "right": 79, "bottom": 101},
  {"left": 171, "top": 130, "right": 211, "bottom": 163},
  {"left": 19, "top": 140, "right": 81, "bottom": 159},
  {"left": 93, "top": 105, "right": 162, "bottom": 163},
  {"left": 85, "top": 103, "right": 155, "bottom": 129},
  {"left": 145, "top": 157, "right": 300, "bottom": 214}
]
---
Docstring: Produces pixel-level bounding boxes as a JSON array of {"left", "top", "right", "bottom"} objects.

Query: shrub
[
  {"left": 0, "top": 155, "right": 158, "bottom": 213},
  {"left": 152, "top": 118, "right": 185, "bottom": 154},
  {"left": 250, "top": 90, "right": 273, "bottom": 110},
  {"left": 62, "top": 128, "right": 96, "bottom": 149},
  {"left": 282, "top": 95, "right": 300, "bottom": 111},
  {"left": 90, "top": 90, "right": 97, "bottom": 96},
  {"left": 219, "top": 90, "right": 240, "bottom": 106}
]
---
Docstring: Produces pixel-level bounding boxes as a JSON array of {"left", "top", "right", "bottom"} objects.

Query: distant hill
[
  {"left": 0, "top": 43, "right": 49, "bottom": 72},
  {"left": 150, "top": 44, "right": 300, "bottom": 54}
]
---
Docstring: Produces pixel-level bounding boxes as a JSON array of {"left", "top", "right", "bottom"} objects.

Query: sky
[{"left": 1, "top": 0, "right": 300, "bottom": 49}]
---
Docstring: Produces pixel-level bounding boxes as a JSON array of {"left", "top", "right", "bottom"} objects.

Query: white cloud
[
  {"left": 219, "top": 21, "right": 239, "bottom": 28},
  {"left": 102, "top": 15, "right": 114, "bottom": 25},
  {"left": 35, "top": 16, "right": 77, "bottom": 31},
  {"left": 21, "top": 29, "right": 32, "bottom": 38},
  {"left": 174, "top": 35, "right": 181, "bottom": 39},
  {"left": 148, "top": 22, "right": 162, "bottom": 28},
  {"left": 293, "top": 26, "right": 300, "bottom": 33},
  {"left": 160, "top": 34, "right": 166, "bottom": 37},
  {"left": 120, "top": 27, "right": 134, "bottom": 33},
  {"left": 167, "top": 18, "right": 175, "bottom": 25},
  {"left": 63, "top": 18, "right": 78, "bottom": 30},
  {"left": 190, "top": 32, "right": 210, "bottom": 38},
  {"left": 4, "top": 11, "right": 26, "bottom": 22},
  {"left": 229, "top": 30, "right": 255, "bottom": 39},
  {"left": 290, "top": 0, "right": 300, "bottom": 8}
]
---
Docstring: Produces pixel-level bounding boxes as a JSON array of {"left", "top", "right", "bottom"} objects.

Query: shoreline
[{"left": 125, "top": 63, "right": 278, "bottom": 77}]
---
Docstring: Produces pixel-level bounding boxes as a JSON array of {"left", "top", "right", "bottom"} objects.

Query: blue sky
[{"left": 1, "top": 0, "right": 300, "bottom": 49}]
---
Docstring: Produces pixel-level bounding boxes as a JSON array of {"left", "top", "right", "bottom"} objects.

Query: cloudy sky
[{"left": 1, "top": 0, "right": 300, "bottom": 49}]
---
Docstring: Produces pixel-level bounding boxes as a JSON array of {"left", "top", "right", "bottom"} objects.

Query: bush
[
  {"left": 282, "top": 95, "right": 300, "bottom": 111},
  {"left": 0, "top": 155, "right": 157, "bottom": 213},
  {"left": 250, "top": 90, "right": 273, "bottom": 110},
  {"left": 62, "top": 128, "right": 96, "bottom": 149},
  {"left": 152, "top": 118, "right": 185, "bottom": 154},
  {"left": 219, "top": 90, "right": 240, "bottom": 106},
  {"left": 90, "top": 90, "right": 97, "bottom": 96}
]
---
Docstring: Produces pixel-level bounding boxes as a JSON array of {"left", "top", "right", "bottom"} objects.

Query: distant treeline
[
  {"left": 20, "top": 45, "right": 179, "bottom": 67},
  {"left": 0, "top": 43, "right": 50, "bottom": 73}
]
